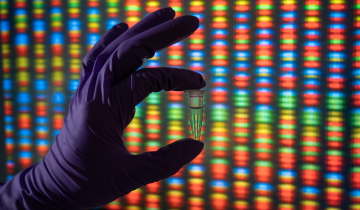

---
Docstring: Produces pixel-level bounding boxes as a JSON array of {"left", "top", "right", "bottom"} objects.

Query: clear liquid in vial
[{"left": 190, "top": 107, "right": 203, "bottom": 140}]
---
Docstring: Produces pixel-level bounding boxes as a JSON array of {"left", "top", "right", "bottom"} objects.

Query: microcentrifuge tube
[{"left": 184, "top": 90, "right": 207, "bottom": 140}]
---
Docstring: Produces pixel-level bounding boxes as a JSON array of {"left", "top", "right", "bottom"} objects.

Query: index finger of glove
[{"left": 106, "top": 15, "right": 199, "bottom": 86}]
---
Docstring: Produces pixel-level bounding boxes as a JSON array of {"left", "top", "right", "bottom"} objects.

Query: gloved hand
[{"left": 0, "top": 7, "right": 205, "bottom": 209}]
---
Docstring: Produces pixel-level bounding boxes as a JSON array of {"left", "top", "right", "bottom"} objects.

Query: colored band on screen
[
  {"left": 210, "top": 0, "right": 230, "bottom": 209},
  {"left": 351, "top": 0, "right": 360, "bottom": 209},
  {"left": 233, "top": 0, "right": 251, "bottom": 209},
  {"left": 300, "top": 0, "right": 322, "bottom": 208},
  {"left": 278, "top": 0, "right": 297, "bottom": 209},
  {"left": 253, "top": 0, "right": 275, "bottom": 209}
]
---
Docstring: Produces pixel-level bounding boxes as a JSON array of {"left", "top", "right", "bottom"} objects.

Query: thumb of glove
[{"left": 123, "top": 138, "right": 204, "bottom": 187}]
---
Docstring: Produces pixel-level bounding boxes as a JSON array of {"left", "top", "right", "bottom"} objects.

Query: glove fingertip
[
  {"left": 178, "top": 139, "right": 204, "bottom": 163},
  {"left": 200, "top": 77, "right": 206, "bottom": 88},
  {"left": 193, "top": 140, "right": 204, "bottom": 158},
  {"left": 197, "top": 140, "right": 204, "bottom": 149},
  {"left": 187, "top": 15, "right": 200, "bottom": 30},
  {"left": 164, "top": 7, "right": 175, "bottom": 15},
  {"left": 157, "top": 7, "right": 175, "bottom": 20},
  {"left": 118, "top": 22, "right": 129, "bottom": 29}
]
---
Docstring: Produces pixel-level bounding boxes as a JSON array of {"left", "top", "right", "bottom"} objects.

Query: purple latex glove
[{"left": 0, "top": 7, "right": 205, "bottom": 209}]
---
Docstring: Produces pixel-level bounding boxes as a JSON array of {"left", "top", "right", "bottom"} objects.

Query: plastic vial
[{"left": 184, "top": 90, "right": 207, "bottom": 140}]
